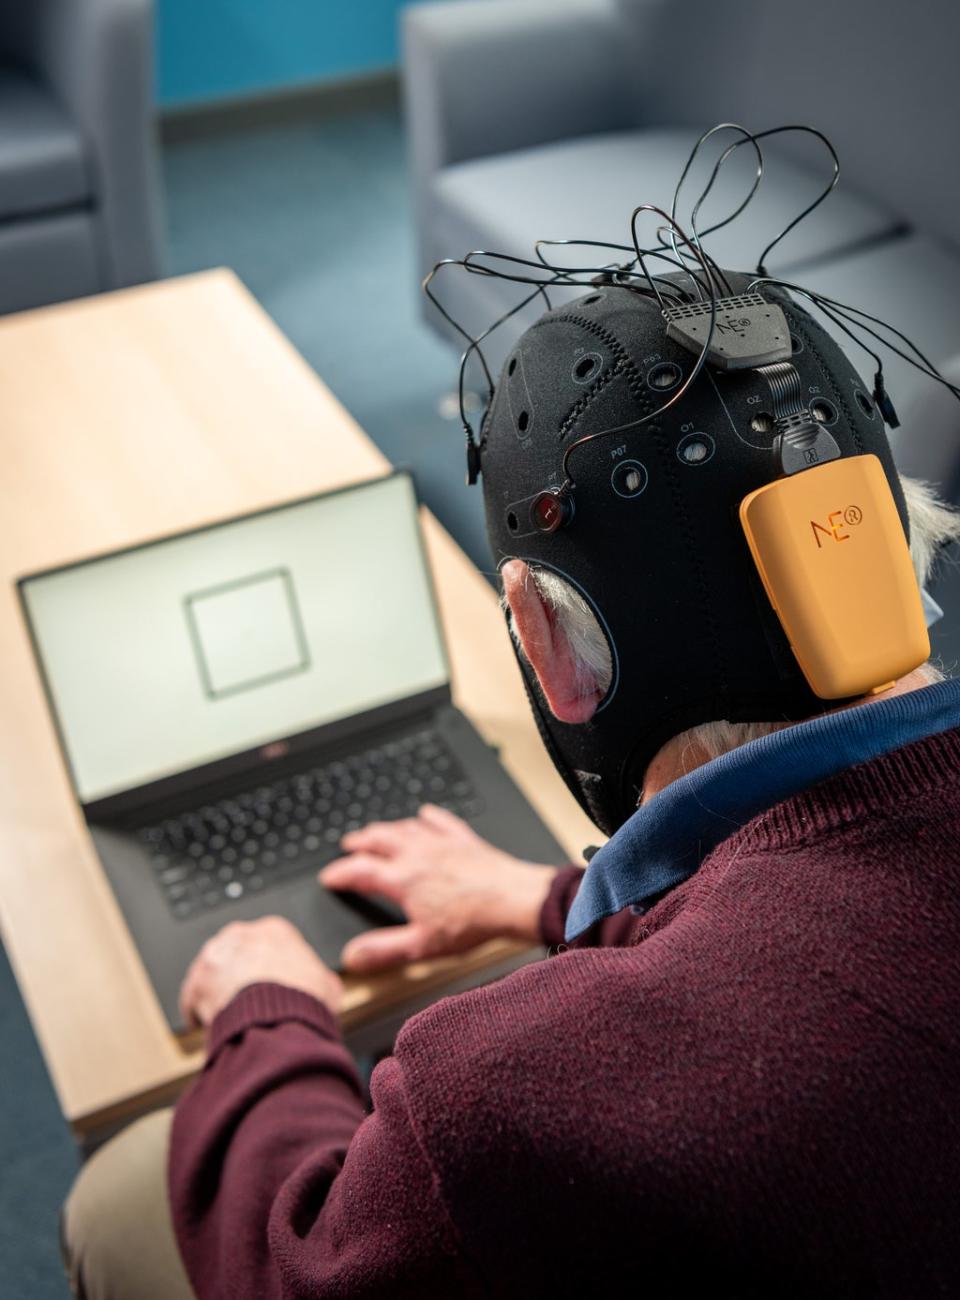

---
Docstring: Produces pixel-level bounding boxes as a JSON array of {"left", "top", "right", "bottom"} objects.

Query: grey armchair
[{"left": 0, "top": 0, "right": 163, "bottom": 315}]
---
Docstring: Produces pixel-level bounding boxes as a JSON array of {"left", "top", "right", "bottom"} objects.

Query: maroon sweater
[{"left": 170, "top": 729, "right": 960, "bottom": 1298}]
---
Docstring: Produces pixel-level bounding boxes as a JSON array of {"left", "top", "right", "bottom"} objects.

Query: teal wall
[{"left": 157, "top": 0, "right": 412, "bottom": 107}]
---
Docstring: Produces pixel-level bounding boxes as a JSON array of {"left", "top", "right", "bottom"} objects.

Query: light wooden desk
[{"left": 0, "top": 270, "right": 596, "bottom": 1142}]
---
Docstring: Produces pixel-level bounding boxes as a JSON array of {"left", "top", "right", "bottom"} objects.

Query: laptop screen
[{"left": 20, "top": 473, "right": 450, "bottom": 805}]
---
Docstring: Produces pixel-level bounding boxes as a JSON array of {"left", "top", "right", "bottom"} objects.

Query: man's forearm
[
  {"left": 169, "top": 982, "right": 479, "bottom": 1299},
  {"left": 170, "top": 984, "right": 365, "bottom": 1299}
]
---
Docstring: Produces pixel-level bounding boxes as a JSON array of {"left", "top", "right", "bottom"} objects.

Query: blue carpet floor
[
  {"left": 0, "top": 942, "right": 78, "bottom": 1299},
  {"left": 163, "top": 104, "right": 493, "bottom": 574},
  {"left": 0, "top": 98, "right": 480, "bottom": 1298}
]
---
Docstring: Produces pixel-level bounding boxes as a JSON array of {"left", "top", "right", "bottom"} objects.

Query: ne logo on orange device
[{"left": 810, "top": 505, "right": 863, "bottom": 547}]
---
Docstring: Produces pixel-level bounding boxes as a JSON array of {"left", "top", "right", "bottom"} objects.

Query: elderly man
[{"left": 64, "top": 276, "right": 960, "bottom": 1299}]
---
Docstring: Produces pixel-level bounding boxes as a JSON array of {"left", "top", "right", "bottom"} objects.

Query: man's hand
[
  {"left": 319, "top": 804, "right": 559, "bottom": 973},
  {"left": 179, "top": 916, "right": 343, "bottom": 1028}
]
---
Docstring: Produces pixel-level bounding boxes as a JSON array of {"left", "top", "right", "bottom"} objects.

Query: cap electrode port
[{"left": 611, "top": 460, "right": 648, "bottom": 498}]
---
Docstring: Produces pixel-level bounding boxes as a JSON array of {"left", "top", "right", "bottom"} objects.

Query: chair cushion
[
  {"left": 0, "top": 65, "right": 89, "bottom": 221},
  {"left": 0, "top": 209, "right": 99, "bottom": 314}
]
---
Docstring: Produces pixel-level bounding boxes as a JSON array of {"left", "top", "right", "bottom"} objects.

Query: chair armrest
[
  {"left": 17, "top": 0, "right": 164, "bottom": 286},
  {"left": 402, "top": 0, "right": 632, "bottom": 179}
]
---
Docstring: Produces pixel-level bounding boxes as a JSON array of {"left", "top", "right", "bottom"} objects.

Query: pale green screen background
[{"left": 22, "top": 475, "right": 449, "bottom": 803}]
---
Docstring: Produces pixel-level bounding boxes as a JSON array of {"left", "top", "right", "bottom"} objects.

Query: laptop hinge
[{"left": 85, "top": 683, "right": 453, "bottom": 825}]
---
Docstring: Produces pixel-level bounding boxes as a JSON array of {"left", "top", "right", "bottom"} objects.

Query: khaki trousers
[{"left": 62, "top": 1109, "right": 196, "bottom": 1300}]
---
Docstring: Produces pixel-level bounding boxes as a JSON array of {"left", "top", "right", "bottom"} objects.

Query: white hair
[{"left": 509, "top": 475, "right": 960, "bottom": 767}]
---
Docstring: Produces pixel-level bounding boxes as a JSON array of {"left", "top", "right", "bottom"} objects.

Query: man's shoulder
[
  {"left": 398, "top": 761, "right": 960, "bottom": 1113},
  {"left": 396, "top": 942, "right": 636, "bottom": 1068},
  {"left": 723, "top": 720, "right": 960, "bottom": 865},
  {"left": 392, "top": 907, "right": 757, "bottom": 1135},
  {"left": 391, "top": 943, "right": 663, "bottom": 1176}
]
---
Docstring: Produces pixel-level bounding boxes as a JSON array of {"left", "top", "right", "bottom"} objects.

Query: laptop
[{"left": 18, "top": 471, "right": 567, "bottom": 1031}]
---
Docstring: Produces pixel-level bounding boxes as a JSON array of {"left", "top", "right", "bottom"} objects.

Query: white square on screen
[{"left": 185, "top": 568, "right": 310, "bottom": 699}]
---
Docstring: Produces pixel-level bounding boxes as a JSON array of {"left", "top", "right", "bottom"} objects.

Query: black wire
[
  {"left": 557, "top": 206, "right": 719, "bottom": 489},
  {"left": 806, "top": 300, "right": 885, "bottom": 380},
  {"left": 670, "top": 122, "right": 763, "bottom": 293},
  {"left": 822, "top": 303, "right": 960, "bottom": 403},
  {"left": 751, "top": 275, "right": 960, "bottom": 403},
  {"left": 465, "top": 248, "right": 636, "bottom": 287},
  {"left": 465, "top": 247, "right": 690, "bottom": 301},
  {"left": 686, "top": 127, "right": 764, "bottom": 243},
  {"left": 811, "top": 296, "right": 954, "bottom": 390},
  {"left": 744, "top": 126, "right": 839, "bottom": 273},
  {"left": 631, "top": 205, "right": 711, "bottom": 305},
  {"left": 533, "top": 238, "right": 691, "bottom": 302},
  {"left": 426, "top": 202, "right": 723, "bottom": 484},
  {"left": 424, "top": 258, "right": 564, "bottom": 449},
  {"left": 426, "top": 217, "right": 721, "bottom": 441},
  {"left": 671, "top": 124, "right": 839, "bottom": 277},
  {"left": 460, "top": 267, "right": 575, "bottom": 436},
  {"left": 461, "top": 250, "right": 559, "bottom": 314},
  {"left": 753, "top": 279, "right": 886, "bottom": 381},
  {"left": 459, "top": 279, "right": 560, "bottom": 441},
  {"left": 454, "top": 247, "right": 699, "bottom": 447},
  {"left": 656, "top": 225, "right": 735, "bottom": 296},
  {"left": 422, "top": 259, "right": 495, "bottom": 393},
  {"left": 425, "top": 236, "right": 711, "bottom": 455}
]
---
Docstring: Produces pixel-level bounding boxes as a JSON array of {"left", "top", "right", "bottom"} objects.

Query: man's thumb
[{"left": 341, "top": 924, "right": 429, "bottom": 974}]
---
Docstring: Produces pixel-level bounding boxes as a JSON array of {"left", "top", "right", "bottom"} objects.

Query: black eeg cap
[{"left": 479, "top": 272, "right": 909, "bottom": 836}]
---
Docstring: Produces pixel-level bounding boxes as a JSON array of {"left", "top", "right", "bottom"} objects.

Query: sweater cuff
[
  {"left": 538, "top": 865, "right": 586, "bottom": 949},
  {"left": 206, "top": 982, "right": 340, "bottom": 1062}
]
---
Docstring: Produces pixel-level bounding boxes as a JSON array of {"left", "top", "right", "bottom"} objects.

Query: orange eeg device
[{"left": 739, "top": 454, "right": 930, "bottom": 699}]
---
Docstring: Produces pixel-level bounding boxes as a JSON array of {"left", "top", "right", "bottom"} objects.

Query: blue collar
[{"left": 565, "top": 677, "right": 960, "bottom": 942}]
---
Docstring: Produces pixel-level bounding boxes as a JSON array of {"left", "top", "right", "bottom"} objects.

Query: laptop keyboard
[{"left": 138, "top": 728, "right": 484, "bottom": 920}]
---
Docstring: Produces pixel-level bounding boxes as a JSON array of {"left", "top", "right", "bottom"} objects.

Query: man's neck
[{"left": 640, "top": 668, "right": 937, "bottom": 804}]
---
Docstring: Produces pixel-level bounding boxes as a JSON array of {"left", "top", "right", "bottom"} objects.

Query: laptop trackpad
[{"left": 277, "top": 874, "right": 404, "bottom": 973}]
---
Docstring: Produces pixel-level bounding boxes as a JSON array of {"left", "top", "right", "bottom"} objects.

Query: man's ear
[{"left": 500, "top": 560, "right": 602, "bottom": 724}]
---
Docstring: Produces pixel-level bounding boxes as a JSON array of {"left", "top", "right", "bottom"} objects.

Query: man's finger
[
  {"left": 178, "top": 958, "right": 202, "bottom": 1028},
  {"left": 339, "top": 818, "right": 423, "bottom": 857},
  {"left": 319, "top": 853, "right": 406, "bottom": 900},
  {"left": 418, "top": 803, "right": 472, "bottom": 834},
  {"left": 341, "top": 923, "right": 432, "bottom": 973}
]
